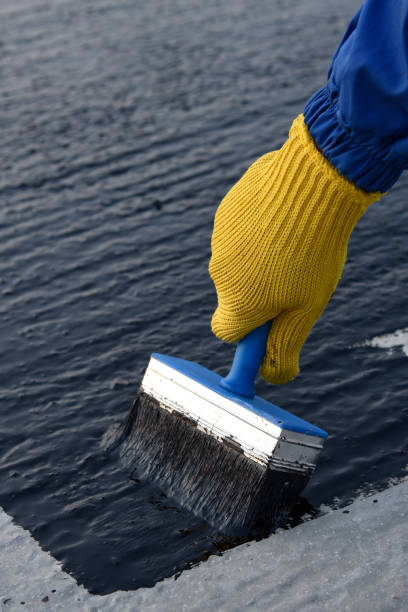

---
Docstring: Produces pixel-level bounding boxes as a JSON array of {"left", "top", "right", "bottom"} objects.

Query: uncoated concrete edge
[{"left": 1, "top": 478, "right": 408, "bottom": 612}]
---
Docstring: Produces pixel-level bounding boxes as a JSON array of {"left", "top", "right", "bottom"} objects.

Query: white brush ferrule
[{"left": 141, "top": 355, "right": 326, "bottom": 475}]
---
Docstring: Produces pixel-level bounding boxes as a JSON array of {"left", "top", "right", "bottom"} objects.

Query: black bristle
[{"left": 110, "top": 390, "right": 312, "bottom": 535}]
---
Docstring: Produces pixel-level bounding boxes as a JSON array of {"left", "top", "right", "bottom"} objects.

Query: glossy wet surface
[{"left": 1, "top": 0, "right": 408, "bottom": 595}]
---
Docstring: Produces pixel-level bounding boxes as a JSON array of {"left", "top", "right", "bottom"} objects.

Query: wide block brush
[{"left": 111, "top": 321, "right": 327, "bottom": 535}]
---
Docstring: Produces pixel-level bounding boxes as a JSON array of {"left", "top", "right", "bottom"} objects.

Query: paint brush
[{"left": 111, "top": 321, "right": 327, "bottom": 535}]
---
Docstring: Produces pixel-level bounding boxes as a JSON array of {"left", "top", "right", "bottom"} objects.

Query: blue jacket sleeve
[{"left": 304, "top": 0, "right": 408, "bottom": 193}]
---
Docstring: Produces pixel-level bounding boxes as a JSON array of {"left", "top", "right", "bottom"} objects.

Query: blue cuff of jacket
[{"left": 304, "top": 86, "right": 402, "bottom": 193}]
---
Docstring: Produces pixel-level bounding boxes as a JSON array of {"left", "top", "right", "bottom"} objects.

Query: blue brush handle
[{"left": 220, "top": 321, "right": 272, "bottom": 399}]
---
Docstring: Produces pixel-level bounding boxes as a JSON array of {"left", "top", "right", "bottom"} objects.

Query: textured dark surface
[{"left": 1, "top": 0, "right": 408, "bottom": 595}]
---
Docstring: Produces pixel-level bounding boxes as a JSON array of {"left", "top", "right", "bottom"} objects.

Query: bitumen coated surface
[{"left": 2, "top": 0, "right": 408, "bottom": 598}]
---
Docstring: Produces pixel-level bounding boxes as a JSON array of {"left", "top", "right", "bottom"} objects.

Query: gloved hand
[{"left": 209, "top": 115, "right": 382, "bottom": 384}]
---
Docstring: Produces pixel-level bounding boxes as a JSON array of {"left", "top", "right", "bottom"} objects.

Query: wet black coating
[{"left": 2, "top": 0, "right": 408, "bottom": 596}]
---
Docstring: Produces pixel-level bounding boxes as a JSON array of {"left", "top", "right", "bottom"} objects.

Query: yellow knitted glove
[{"left": 209, "top": 115, "right": 382, "bottom": 384}]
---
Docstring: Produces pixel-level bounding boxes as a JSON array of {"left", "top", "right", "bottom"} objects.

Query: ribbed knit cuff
[
  {"left": 304, "top": 86, "right": 401, "bottom": 193},
  {"left": 288, "top": 114, "right": 383, "bottom": 227}
]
